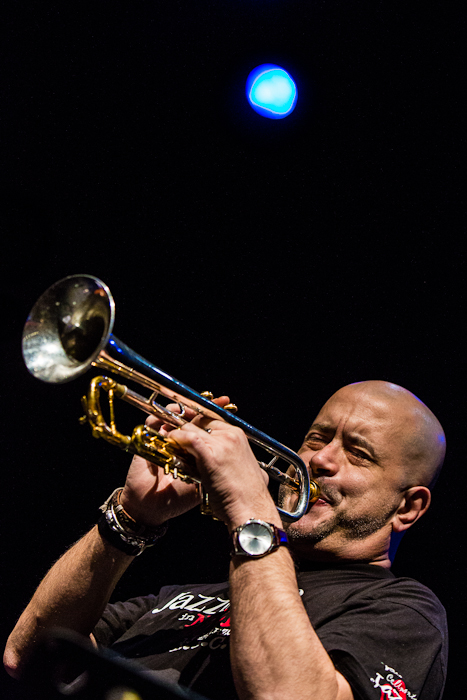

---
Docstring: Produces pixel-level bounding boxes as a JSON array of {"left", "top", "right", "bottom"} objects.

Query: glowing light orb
[{"left": 246, "top": 64, "right": 297, "bottom": 119}]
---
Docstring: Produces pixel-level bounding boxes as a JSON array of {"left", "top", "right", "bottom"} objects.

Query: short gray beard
[{"left": 286, "top": 504, "right": 398, "bottom": 545}]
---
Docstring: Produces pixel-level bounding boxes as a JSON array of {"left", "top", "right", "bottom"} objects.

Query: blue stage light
[{"left": 246, "top": 64, "right": 297, "bottom": 119}]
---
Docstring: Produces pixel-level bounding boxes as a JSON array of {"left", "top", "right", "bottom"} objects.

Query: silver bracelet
[{"left": 98, "top": 488, "right": 167, "bottom": 556}]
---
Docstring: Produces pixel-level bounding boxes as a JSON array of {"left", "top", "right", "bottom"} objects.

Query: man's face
[{"left": 284, "top": 384, "right": 415, "bottom": 560}]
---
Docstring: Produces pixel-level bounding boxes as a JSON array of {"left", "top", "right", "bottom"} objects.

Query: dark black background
[{"left": 1, "top": 1, "right": 465, "bottom": 697}]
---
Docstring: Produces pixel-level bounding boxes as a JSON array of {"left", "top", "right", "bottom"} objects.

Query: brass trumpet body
[{"left": 22, "top": 275, "right": 319, "bottom": 521}]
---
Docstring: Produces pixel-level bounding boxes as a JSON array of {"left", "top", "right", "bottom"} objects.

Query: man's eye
[
  {"left": 349, "top": 449, "right": 371, "bottom": 462},
  {"left": 306, "top": 434, "right": 326, "bottom": 445}
]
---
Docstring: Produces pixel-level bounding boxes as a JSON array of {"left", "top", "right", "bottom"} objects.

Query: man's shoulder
[
  {"left": 373, "top": 572, "right": 447, "bottom": 628},
  {"left": 298, "top": 562, "right": 447, "bottom": 632}
]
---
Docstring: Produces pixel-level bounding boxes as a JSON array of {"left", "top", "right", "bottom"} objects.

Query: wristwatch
[{"left": 230, "top": 519, "right": 289, "bottom": 558}]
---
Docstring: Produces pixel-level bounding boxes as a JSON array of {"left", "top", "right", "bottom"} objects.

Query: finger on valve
[
  {"left": 144, "top": 402, "right": 188, "bottom": 436},
  {"left": 161, "top": 395, "right": 232, "bottom": 432}
]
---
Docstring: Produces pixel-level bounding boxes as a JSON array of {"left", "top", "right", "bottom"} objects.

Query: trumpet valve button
[
  {"left": 200, "top": 391, "right": 214, "bottom": 400},
  {"left": 224, "top": 403, "right": 238, "bottom": 413}
]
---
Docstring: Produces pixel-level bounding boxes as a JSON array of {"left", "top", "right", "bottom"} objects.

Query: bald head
[{"left": 343, "top": 380, "right": 446, "bottom": 490}]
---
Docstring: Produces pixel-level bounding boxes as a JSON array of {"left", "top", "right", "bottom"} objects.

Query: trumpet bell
[{"left": 22, "top": 275, "right": 115, "bottom": 383}]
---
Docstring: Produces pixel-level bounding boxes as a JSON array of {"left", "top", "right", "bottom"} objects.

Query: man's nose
[{"left": 309, "top": 441, "right": 340, "bottom": 476}]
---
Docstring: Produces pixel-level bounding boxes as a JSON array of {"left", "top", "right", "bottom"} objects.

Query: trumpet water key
[{"left": 22, "top": 275, "right": 319, "bottom": 521}]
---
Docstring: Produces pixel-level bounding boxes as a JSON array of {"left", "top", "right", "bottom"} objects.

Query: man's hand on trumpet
[
  {"left": 119, "top": 396, "right": 241, "bottom": 527},
  {"left": 157, "top": 404, "right": 277, "bottom": 532},
  {"left": 168, "top": 418, "right": 277, "bottom": 532}
]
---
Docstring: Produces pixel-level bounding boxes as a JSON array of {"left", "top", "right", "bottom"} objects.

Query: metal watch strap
[{"left": 98, "top": 487, "right": 167, "bottom": 556}]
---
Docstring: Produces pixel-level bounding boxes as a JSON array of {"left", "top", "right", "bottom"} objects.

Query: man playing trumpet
[{"left": 4, "top": 380, "right": 448, "bottom": 700}]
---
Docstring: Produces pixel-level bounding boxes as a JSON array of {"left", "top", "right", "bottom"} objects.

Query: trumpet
[{"left": 22, "top": 275, "right": 319, "bottom": 521}]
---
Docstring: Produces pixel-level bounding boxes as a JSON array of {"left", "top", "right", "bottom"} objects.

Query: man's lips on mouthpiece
[
  {"left": 312, "top": 486, "right": 336, "bottom": 506},
  {"left": 308, "top": 476, "right": 338, "bottom": 507},
  {"left": 305, "top": 488, "right": 334, "bottom": 513},
  {"left": 315, "top": 497, "right": 330, "bottom": 505}
]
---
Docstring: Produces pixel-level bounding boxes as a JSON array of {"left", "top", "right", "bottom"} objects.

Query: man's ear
[{"left": 392, "top": 486, "right": 431, "bottom": 533}]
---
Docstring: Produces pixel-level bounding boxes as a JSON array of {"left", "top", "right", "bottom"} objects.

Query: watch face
[{"left": 238, "top": 521, "right": 273, "bottom": 556}]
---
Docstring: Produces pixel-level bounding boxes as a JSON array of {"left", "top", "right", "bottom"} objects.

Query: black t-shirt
[{"left": 93, "top": 562, "right": 448, "bottom": 700}]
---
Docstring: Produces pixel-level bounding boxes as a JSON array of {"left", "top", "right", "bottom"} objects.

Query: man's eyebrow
[{"left": 306, "top": 423, "right": 335, "bottom": 437}]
